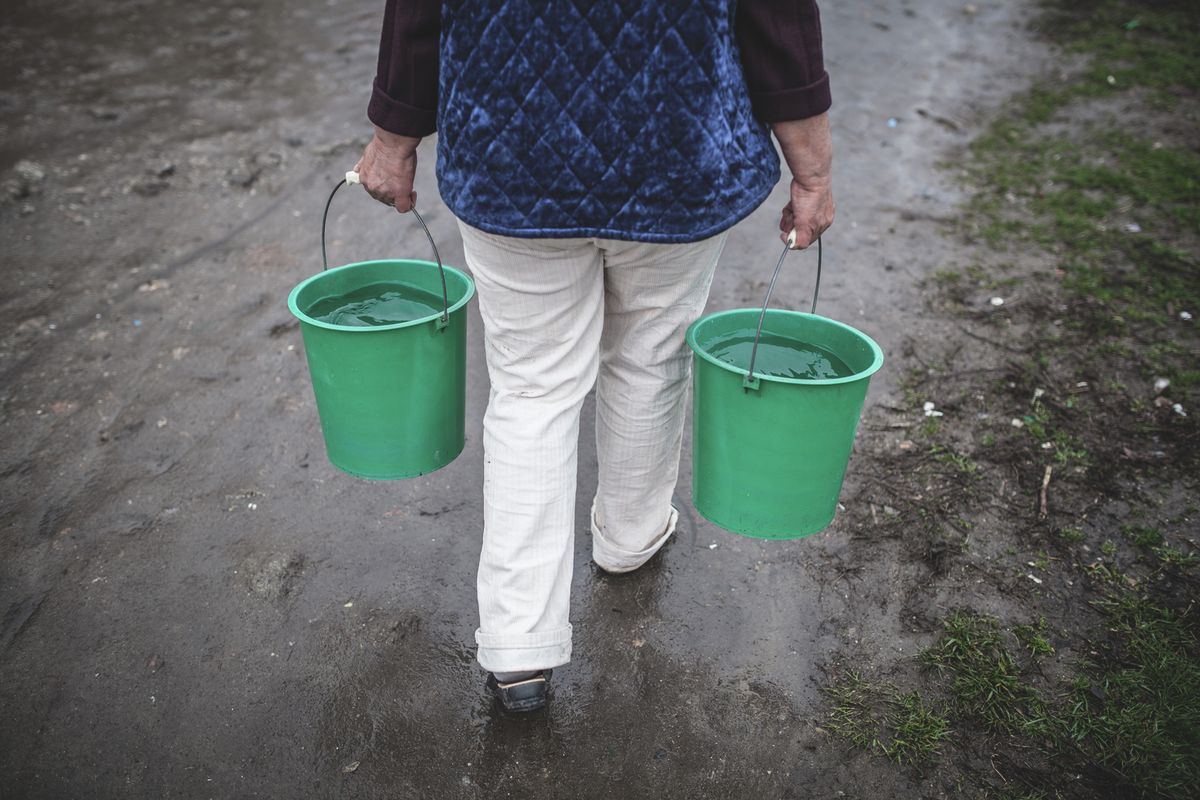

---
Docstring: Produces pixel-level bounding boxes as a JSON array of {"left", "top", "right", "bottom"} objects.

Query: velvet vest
[{"left": 435, "top": 0, "right": 779, "bottom": 243}]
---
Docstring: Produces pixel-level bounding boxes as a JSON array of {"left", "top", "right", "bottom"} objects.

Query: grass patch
[
  {"left": 1119, "top": 524, "right": 1199, "bottom": 570},
  {"left": 911, "top": 600, "right": 1200, "bottom": 797},
  {"left": 966, "top": 5, "right": 1200, "bottom": 394},
  {"left": 1038, "top": 0, "right": 1200, "bottom": 97},
  {"left": 837, "top": 3, "right": 1200, "bottom": 794},
  {"left": 1153, "top": 544, "right": 1199, "bottom": 570},
  {"left": 1059, "top": 592, "right": 1200, "bottom": 796},
  {"left": 1018, "top": 399, "right": 1093, "bottom": 469},
  {"left": 931, "top": 445, "right": 980, "bottom": 477},
  {"left": 825, "top": 671, "right": 952, "bottom": 766},
  {"left": 1122, "top": 523, "right": 1164, "bottom": 549},
  {"left": 1058, "top": 527, "right": 1087, "bottom": 543},
  {"left": 1013, "top": 617, "right": 1055, "bottom": 659},
  {"left": 920, "top": 612, "right": 1043, "bottom": 734}
]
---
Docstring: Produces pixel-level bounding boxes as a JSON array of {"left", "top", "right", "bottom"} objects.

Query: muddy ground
[{"left": 0, "top": 1, "right": 1157, "bottom": 798}]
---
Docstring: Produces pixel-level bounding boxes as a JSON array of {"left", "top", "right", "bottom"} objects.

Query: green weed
[
  {"left": 1013, "top": 617, "right": 1056, "bottom": 659},
  {"left": 825, "top": 671, "right": 951, "bottom": 766},
  {"left": 1058, "top": 527, "right": 1087, "bottom": 543},
  {"left": 884, "top": 691, "right": 953, "bottom": 766},
  {"left": 1152, "top": 545, "right": 1199, "bottom": 570},
  {"left": 1122, "top": 524, "right": 1164, "bottom": 549},
  {"left": 920, "top": 612, "right": 1041, "bottom": 733},
  {"left": 931, "top": 445, "right": 979, "bottom": 477},
  {"left": 825, "top": 671, "right": 880, "bottom": 751}
]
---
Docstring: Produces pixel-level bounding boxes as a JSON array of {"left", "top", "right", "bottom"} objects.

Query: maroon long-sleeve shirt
[{"left": 368, "top": 0, "right": 831, "bottom": 138}]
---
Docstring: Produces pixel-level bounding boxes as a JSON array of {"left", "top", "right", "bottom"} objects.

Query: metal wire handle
[
  {"left": 320, "top": 172, "right": 451, "bottom": 329},
  {"left": 743, "top": 233, "right": 823, "bottom": 391}
]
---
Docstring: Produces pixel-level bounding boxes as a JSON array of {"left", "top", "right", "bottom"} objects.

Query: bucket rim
[
  {"left": 686, "top": 308, "right": 884, "bottom": 386},
  {"left": 287, "top": 258, "right": 476, "bottom": 332}
]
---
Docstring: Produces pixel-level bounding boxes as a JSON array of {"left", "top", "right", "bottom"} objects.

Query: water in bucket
[
  {"left": 706, "top": 329, "right": 854, "bottom": 380},
  {"left": 306, "top": 281, "right": 444, "bottom": 327}
]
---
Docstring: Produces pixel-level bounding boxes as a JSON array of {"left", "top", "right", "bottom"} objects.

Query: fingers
[
  {"left": 359, "top": 173, "right": 414, "bottom": 212},
  {"left": 779, "top": 203, "right": 795, "bottom": 245},
  {"left": 790, "top": 225, "right": 817, "bottom": 250},
  {"left": 782, "top": 178, "right": 835, "bottom": 249},
  {"left": 363, "top": 183, "right": 390, "bottom": 205},
  {"left": 779, "top": 214, "right": 828, "bottom": 249},
  {"left": 355, "top": 138, "right": 418, "bottom": 212},
  {"left": 393, "top": 191, "right": 417, "bottom": 214}
]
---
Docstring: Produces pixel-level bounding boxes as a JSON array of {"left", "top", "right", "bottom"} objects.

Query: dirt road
[{"left": 1, "top": 2, "right": 1046, "bottom": 797}]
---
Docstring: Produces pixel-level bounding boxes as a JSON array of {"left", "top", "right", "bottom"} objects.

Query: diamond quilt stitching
[{"left": 435, "top": 0, "right": 779, "bottom": 243}]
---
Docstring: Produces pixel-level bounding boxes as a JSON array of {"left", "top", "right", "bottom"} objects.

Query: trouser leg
[
  {"left": 456, "top": 220, "right": 603, "bottom": 672},
  {"left": 591, "top": 232, "right": 727, "bottom": 572}
]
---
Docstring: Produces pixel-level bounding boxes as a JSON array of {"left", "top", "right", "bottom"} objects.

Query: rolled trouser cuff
[
  {"left": 592, "top": 501, "right": 678, "bottom": 573},
  {"left": 475, "top": 625, "right": 573, "bottom": 673}
]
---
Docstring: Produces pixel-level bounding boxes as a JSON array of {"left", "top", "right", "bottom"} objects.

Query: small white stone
[
  {"left": 1154, "top": 378, "right": 1170, "bottom": 393},
  {"left": 1181, "top": 311, "right": 1193, "bottom": 321},
  {"left": 990, "top": 297, "right": 1005, "bottom": 306},
  {"left": 14, "top": 159, "right": 46, "bottom": 184},
  {"left": 1011, "top": 418, "right": 1025, "bottom": 428},
  {"left": 1173, "top": 404, "right": 1187, "bottom": 417}
]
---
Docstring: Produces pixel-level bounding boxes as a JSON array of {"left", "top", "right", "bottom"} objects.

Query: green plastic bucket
[
  {"left": 685, "top": 242, "right": 883, "bottom": 539},
  {"left": 287, "top": 177, "right": 475, "bottom": 479}
]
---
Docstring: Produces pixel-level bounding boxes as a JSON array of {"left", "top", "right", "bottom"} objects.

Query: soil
[{"left": 0, "top": 1, "right": 1143, "bottom": 798}]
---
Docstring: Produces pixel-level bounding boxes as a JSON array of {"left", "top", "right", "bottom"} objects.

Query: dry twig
[{"left": 1038, "top": 465, "right": 1053, "bottom": 520}]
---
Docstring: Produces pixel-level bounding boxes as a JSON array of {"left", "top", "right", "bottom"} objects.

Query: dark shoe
[{"left": 486, "top": 670, "right": 552, "bottom": 712}]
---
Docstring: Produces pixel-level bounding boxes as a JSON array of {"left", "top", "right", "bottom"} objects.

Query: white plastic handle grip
[{"left": 787, "top": 228, "right": 798, "bottom": 249}]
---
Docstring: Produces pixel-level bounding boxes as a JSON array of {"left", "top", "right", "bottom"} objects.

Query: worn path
[{"left": 1, "top": 2, "right": 1044, "bottom": 797}]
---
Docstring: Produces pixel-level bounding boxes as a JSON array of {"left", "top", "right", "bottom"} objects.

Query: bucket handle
[
  {"left": 743, "top": 232, "right": 822, "bottom": 391},
  {"left": 320, "top": 171, "right": 451, "bottom": 330}
]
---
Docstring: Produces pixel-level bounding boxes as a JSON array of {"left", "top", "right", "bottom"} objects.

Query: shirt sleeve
[
  {"left": 367, "top": 0, "right": 441, "bottom": 137},
  {"left": 735, "top": 0, "right": 832, "bottom": 123}
]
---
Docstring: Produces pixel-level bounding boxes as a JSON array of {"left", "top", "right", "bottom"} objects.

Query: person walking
[{"left": 355, "top": 0, "right": 834, "bottom": 712}]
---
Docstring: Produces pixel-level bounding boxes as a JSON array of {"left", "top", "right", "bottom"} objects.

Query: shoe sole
[{"left": 487, "top": 670, "right": 551, "bottom": 713}]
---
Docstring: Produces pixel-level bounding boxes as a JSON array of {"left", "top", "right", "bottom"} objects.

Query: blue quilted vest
[{"left": 436, "top": 0, "right": 780, "bottom": 243}]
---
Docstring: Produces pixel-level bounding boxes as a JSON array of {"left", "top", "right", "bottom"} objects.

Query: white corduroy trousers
[{"left": 456, "top": 220, "right": 727, "bottom": 673}]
